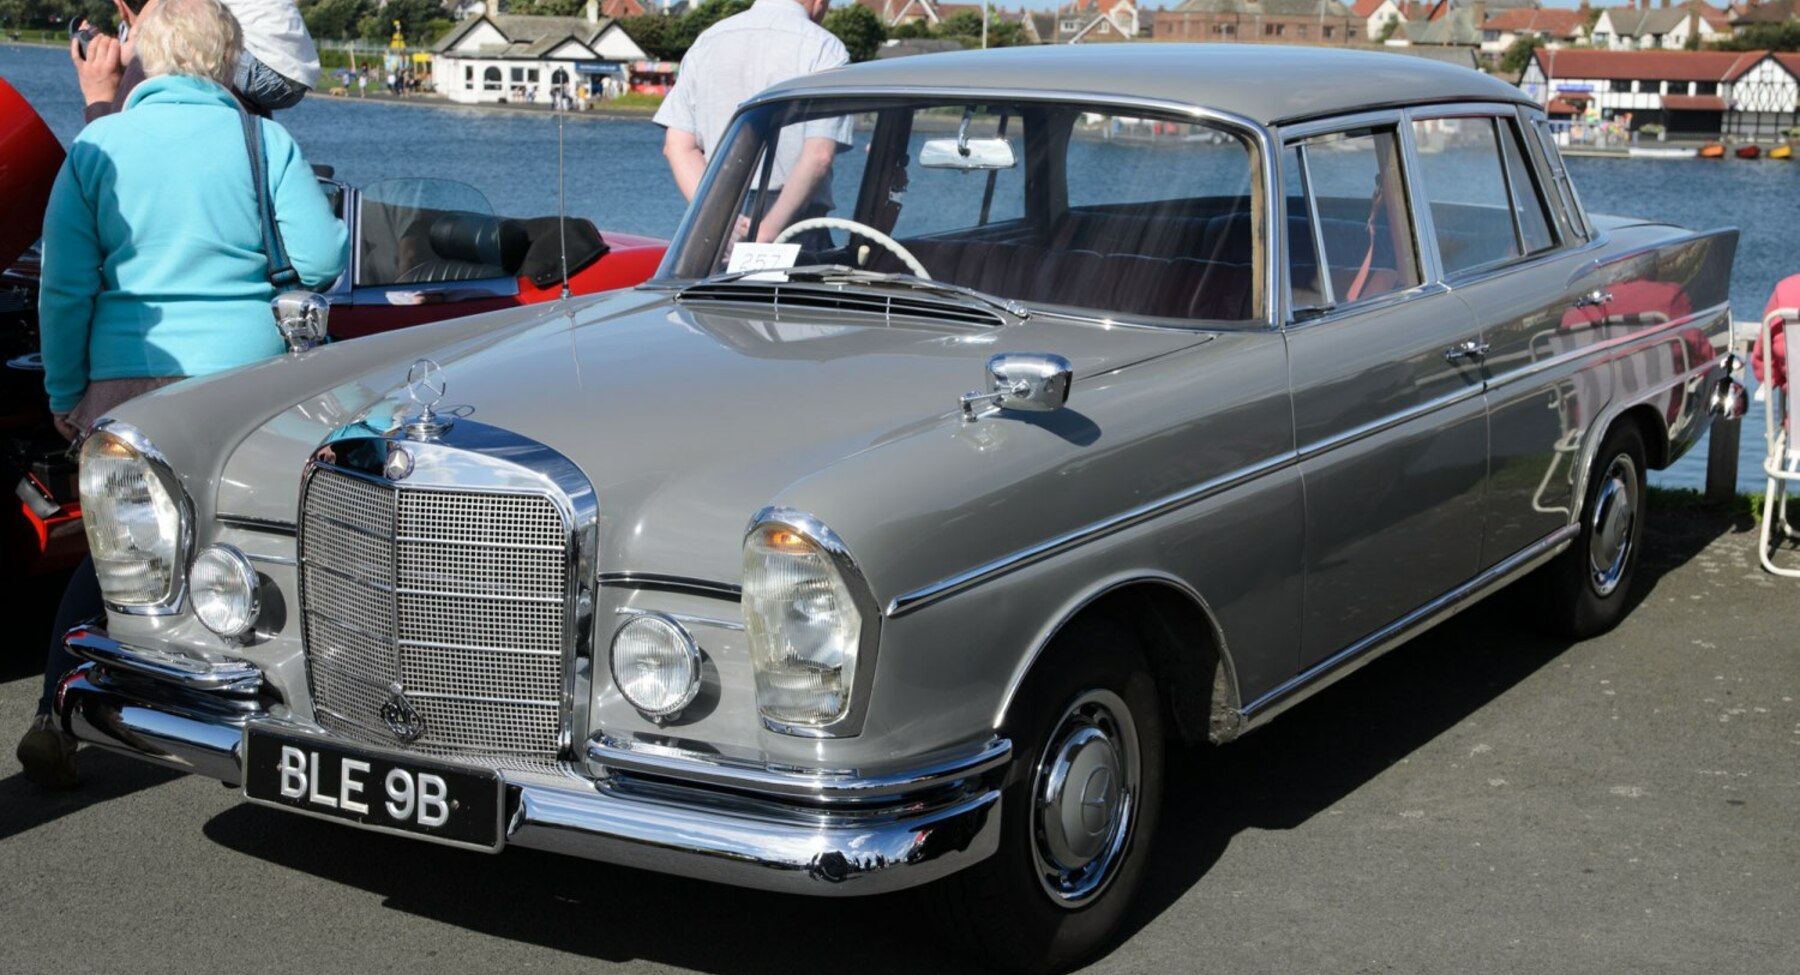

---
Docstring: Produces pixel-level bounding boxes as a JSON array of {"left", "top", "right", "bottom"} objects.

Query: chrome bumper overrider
[{"left": 52, "top": 625, "right": 1008, "bottom": 895}]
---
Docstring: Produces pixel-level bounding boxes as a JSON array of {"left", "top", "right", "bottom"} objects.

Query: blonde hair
[{"left": 135, "top": 0, "right": 242, "bottom": 87}]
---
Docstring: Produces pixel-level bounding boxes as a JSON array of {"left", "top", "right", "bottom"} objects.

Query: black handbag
[{"left": 238, "top": 110, "right": 300, "bottom": 289}]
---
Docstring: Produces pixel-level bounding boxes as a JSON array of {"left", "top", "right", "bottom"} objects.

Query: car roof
[{"left": 753, "top": 44, "right": 1531, "bottom": 128}]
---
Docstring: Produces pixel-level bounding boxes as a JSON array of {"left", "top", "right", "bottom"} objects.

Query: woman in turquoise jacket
[
  {"left": 18, "top": 0, "right": 347, "bottom": 788},
  {"left": 38, "top": 0, "right": 347, "bottom": 437}
]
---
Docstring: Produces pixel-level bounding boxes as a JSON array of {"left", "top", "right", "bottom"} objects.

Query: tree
[
  {"left": 1707, "top": 22, "right": 1800, "bottom": 53},
  {"left": 823, "top": 3, "right": 885, "bottom": 62},
  {"left": 301, "top": 0, "right": 373, "bottom": 42},
  {"left": 355, "top": 0, "right": 443, "bottom": 44},
  {"left": 1499, "top": 34, "right": 1542, "bottom": 75},
  {"left": 619, "top": 12, "right": 679, "bottom": 58},
  {"left": 511, "top": 0, "right": 585, "bottom": 15},
  {"left": 1376, "top": 15, "right": 1398, "bottom": 43}
]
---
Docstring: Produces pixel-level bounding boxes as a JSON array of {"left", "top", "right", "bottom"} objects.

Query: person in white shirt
[{"left": 653, "top": 0, "right": 851, "bottom": 243}]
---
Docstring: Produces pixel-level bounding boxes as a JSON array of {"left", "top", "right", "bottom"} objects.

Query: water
[{"left": 4, "top": 43, "right": 1790, "bottom": 491}]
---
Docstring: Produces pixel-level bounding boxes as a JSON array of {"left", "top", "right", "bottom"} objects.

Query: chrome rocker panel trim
[{"left": 52, "top": 624, "right": 1003, "bottom": 896}]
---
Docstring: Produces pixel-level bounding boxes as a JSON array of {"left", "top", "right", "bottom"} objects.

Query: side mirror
[
  {"left": 961, "top": 352, "right": 1073, "bottom": 421},
  {"left": 272, "top": 291, "right": 331, "bottom": 354}
]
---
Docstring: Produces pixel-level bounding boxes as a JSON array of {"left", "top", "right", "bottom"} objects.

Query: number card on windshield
[{"left": 725, "top": 242, "right": 802, "bottom": 280}]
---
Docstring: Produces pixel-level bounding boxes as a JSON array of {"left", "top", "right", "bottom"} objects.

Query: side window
[
  {"left": 1408, "top": 116, "right": 1519, "bottom": 275},
  {"left": 1291, "top": 126, "right": 1420, "bottom": 308},
  {"left": 1282, "top": 146, "right": 1325, "bottom": 309},
  {"left": 1529, "top": 117, "right": 1592, "bottom": 242},
  {"left": 1498, "top": 120, "right": 1555, "bottom": 254}
]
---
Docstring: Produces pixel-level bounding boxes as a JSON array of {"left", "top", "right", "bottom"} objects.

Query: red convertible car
[{"left": 1, "top": 80, "right": 666, "bottom": 580}]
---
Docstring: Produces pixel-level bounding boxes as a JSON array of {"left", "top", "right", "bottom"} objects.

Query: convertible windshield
[{"left": 666, "top": 98, "right": 1262, "bottom": 323}]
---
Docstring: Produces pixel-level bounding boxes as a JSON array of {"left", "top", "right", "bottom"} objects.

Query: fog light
[
  {"left": 190, "top": 544, "right": 260, "bottom": 638},
  {"left": 610, "top": 613, "right": 701, "bottom": 719}
]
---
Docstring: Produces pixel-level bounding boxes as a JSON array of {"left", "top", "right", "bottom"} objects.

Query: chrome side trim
[
  {"left": 1234, "top": 523, "right": 1578, "bottom": 732},
  {"left": 597, "top": 572, "right": 742, "bottom": 600},
  {"left": 613, "top": 608, "right": 744, "bottom": 632},
  {"left": 589, "top": 735, "right": 1011, "bottom": 805},
  {"left": 1295, "top": 382, "right": 1484, "bottom": 461},
  {"left": 65, "top": 623, "right": 263, "bottom": 695},
  {"left": 216, "top": 514, "right": 297, "bottom": 537},
  {"left": 886, "top": 450, "right": 1297, "bottom": 618}
]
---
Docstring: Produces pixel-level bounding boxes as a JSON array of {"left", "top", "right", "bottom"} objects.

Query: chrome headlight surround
[
  {"left": 609, "top": 612, "right": 703, "bottom": 720},
  {"left": 78, "top": 419, "right": 193, "bottom": 615},
  {"left": 741, "top": 506, "right": 881, "bottom": 738},
  {"left": 189, "top": 543, "right": 261, "bottom": 640}
]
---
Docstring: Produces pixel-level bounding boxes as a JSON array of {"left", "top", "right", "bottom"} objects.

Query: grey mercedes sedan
[{"left": 53, "top": 46, "right": 1741, "bottom": 972}]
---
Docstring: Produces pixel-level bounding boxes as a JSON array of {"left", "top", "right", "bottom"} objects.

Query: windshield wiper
[{"left": 694, "top": 264, "right": 1029, "bottom": 322}]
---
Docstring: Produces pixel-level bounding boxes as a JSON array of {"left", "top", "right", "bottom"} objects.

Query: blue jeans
[
  {"left": 234, "top": 52, "right": 307, "bottom": 115},
  {"left": 36, "top": 558, "right": 102, "bottom": 717}
]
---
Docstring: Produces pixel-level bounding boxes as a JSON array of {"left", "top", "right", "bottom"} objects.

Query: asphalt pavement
[{"left": 2, "top": 501, "right": 1795, "bottom": 975}]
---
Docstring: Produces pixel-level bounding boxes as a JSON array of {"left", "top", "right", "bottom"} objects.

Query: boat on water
[
  {"left": 1737, "top": 145, "right": 1762, "bottom": 159},
  {"left": 1629, "top": 145, "right": 1698, "bottom": 159},
  {"left": 1700, "top": 142, "right": 1726, "bottom": 158},
  {"left": 1772, "top": 144, "right": 1794, "bottom": 161}
]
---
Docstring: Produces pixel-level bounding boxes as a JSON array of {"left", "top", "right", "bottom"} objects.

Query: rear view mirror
[{"left": 919, "top": 137, "right": 1017, "bottom": 171}]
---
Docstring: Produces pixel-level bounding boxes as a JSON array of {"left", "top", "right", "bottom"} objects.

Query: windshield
[{"left": 665, "top": 97, "right": 1263, "bottom": 324}]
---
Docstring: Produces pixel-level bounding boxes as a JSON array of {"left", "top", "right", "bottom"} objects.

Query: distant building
[
  {"left": 1521, "top": 47, "right": 1800, "bottom": 139},
  {"left": 1590, "top": 0, "right": 1732, "bottom": 50},
  {"left": 1729, "top": 0, "right": 1800, "bottom": 34},
  {"left": 1153, "top": 0, "right": 1362, "bottom": 45},
  {"left": 1478, "top": 6, "right": 1588, "bottom": 56},
  {"left": 1352, "top": 0, "right": 1407, "bottom": 41},
  {"left": 432, "top": 0, "right": 648, "bottom": 104}
]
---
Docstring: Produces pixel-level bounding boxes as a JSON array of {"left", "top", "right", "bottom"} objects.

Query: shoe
[{"left": 15, "top": 714, "right": 79, "bottom": 790}]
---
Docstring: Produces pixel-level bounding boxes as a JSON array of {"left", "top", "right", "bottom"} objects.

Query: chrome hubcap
[
  {"left": 1588, "top": 453, "right": 1638, "bottom": 597},
  {"left": 1031, "top": 689, "right": 1139, "bottom": 907}
]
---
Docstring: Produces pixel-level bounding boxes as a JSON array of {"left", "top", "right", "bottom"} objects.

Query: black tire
[
  {"left": 1535, "top": 422, "right": 1648, "bottom": 639},
  {"left": 937, "top": 616, "right": 1165, "bottom": 975}
]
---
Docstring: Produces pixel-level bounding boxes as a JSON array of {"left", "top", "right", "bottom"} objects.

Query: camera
[{"left": 69, "top": 20, "right": 126, "bottom": 60}]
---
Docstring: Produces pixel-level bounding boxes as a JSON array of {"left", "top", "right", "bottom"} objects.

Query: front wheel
[
  {"left": 1535, "top": 422, "right": 1648, "bottom": 638},
  {"left": 938, "top": 618, "right": 1164, "bottom": 974}
]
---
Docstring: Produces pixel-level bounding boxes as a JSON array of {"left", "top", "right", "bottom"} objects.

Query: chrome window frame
[
  {"left": 1276, "top": 109, "right": 1437, "bottom": 326},
  {"left": 743, "top": 506, "right": 883, "bottom": 738},
  {"left": 653, "top": 86, "right": 1281, "bottom": 332},
  {"left": 299, "top": 418, "right": 599, "bottom": 761},
  {"left": 1404, "top": 103, "right": 1566, "bottom": 282}
]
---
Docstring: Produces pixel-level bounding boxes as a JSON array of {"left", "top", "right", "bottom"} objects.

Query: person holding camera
[
  {"left": 17, "top": 0, "right": 347, "bottom": 790},
  {"left": 72, "top": 0, "right": 320, "bottom": 121}
]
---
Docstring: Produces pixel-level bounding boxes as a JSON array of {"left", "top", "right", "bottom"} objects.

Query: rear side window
[
  {"left": 1498, "top": 120, "right": 1556, "bottom": 255},
  {"left": 1529, "top": 117, "right": 1593, "bottom": 242},
  {"left": 1409, "top": 117, "right": 1520, "bottom": 275},
  {"left": 1287, "top": 126, "right": 1421, "bottom": 310}
]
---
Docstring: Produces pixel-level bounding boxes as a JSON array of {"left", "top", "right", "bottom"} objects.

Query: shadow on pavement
[
  {"left": 0, "top": 750, "right": 183, "bottom": 842},
  {"left": 192, "top": 507, "right": 1739, "bottom": 974}
]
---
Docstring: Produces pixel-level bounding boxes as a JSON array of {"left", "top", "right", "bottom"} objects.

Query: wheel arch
[
  {"left": 1571, "top": 400, "right": 1669, "bottom": 526},
  {"left": 992, "top": 573, "right": 1242, "bottom": 746}
]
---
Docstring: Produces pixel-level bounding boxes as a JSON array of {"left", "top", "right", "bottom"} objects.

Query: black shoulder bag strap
[{"left": 238, "top": 110, "right": 300, "bottom": 290}]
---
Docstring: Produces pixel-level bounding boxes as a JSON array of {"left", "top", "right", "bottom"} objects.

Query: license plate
[{"left": 242, "top": 726, "right": 503, "bottom": 851}]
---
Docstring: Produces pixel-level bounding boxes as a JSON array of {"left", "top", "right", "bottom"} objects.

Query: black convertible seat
[{"left": 395, "top": 211, "right": 533, "bottom": 284}]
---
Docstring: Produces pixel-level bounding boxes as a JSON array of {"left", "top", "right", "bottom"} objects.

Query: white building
[
  {"left": 432, "top": 0, "right": 648, "bottom": 105},
  {"left": 1589, "top": 1, "right": 1732, "bottom": 51},
  {"left": 1521, "top": 47, "right": 1800, "bottom": 138}
]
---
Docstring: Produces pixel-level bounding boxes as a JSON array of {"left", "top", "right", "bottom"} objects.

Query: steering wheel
[{"left": 771, "top": 217, "right": 932, "bottom": 281}]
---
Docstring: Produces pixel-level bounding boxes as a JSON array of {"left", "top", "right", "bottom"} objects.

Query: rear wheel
[
  {"left": 1536, "top": 422, "right": 1647, "bottom": 638},
  {"left": 939, "top": 617, "right": 1164, "bottom": 974}
]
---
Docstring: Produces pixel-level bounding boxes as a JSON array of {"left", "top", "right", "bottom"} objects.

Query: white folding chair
[{"left": 1758, "top": 301, "right": 1798, "bottom": 576}]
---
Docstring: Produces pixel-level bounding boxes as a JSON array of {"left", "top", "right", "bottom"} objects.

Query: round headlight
[
  {"left": 610, "top": 613, "right": 701, "bottom": 718},
  {"left": 190, "top": 544, "right": 260, "bottom": 638}
]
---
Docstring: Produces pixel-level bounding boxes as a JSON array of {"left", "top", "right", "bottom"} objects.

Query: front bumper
[{"left": 53, "top": 624, "right": 1008, "bottom": 896}]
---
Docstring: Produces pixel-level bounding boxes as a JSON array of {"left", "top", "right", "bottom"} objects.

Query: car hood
[
  {"left": 0, "top": 80, "right": 64, "bottom": 272},
  {"left": 205, "top": 287, "right": 1210, "bottom": 581}
]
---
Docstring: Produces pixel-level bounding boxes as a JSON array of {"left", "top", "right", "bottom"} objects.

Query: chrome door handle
[
  {"left": 1443, "top": 339, "right": 1490, "bottom": 364},
  {"left": 1572, "top": 289, "right": 1613, "bottom": 309}
]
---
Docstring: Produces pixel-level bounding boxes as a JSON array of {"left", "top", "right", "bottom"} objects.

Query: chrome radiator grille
[{"left": 300, "top": 468, "right": 569, "bottom": 759}]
